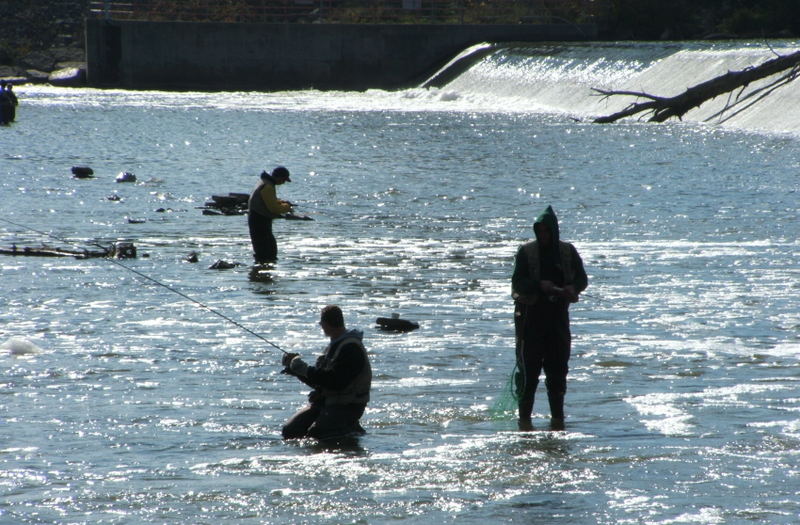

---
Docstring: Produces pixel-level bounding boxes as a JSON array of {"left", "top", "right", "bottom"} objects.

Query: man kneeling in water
[{"left": 281, "top": 305, "right": 371, "bottom": 439}]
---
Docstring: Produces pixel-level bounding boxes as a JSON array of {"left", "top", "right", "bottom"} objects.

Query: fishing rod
[
  {"left": 0, "top": 217, "right": 289, "bottom": 354},
  {"left": 290, "top": 202, "right": 352, "bottom": 217}
]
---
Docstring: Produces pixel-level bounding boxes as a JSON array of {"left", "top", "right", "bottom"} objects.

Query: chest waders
[{"left": 513, "top": 241, "right": 575, "bottom": 425}]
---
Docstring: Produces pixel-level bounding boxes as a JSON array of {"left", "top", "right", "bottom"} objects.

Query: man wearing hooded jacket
[
  {"left": 281, "top": 305, "right": 372, "bottom": 439},
  {"left": 512, "top": 205, "right": 587, "bottom": 430}
]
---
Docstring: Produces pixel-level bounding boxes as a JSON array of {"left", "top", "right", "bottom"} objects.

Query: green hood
[{"left": 533, "top": 205, "right": 560, "bottom": 244}]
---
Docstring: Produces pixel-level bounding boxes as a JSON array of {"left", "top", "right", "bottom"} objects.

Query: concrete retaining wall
[{"left": 85, "top": 19, "right": 596, "bottom": 91}]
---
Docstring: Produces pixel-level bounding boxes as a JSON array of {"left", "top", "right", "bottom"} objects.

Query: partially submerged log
[
  {"left": 200, "top": 192, "right": 313, "bottom": 220},
  {"left": 594, "top": 49, "right": 800, "bottom": 124},
  {"left": 200, "top": 193, "right": 249, "bottom": 215},
  {"left": 0, "top": 244, "right": 109, "bottom": 259},
  {"left": 1, "top": 241, "right": 136, "bottom": 259}
]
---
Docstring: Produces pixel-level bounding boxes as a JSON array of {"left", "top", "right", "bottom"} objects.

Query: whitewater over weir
[
  {"left": 439, "top": 40, "right": 800, "bottom": 135},
  {"left": 1, "top": 41, "right": 799, "bottom": 523}
]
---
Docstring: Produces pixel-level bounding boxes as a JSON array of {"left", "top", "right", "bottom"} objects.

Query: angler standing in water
[
  {"left": 247, "top": 166, "right": 293, "bottom": 264},
  {"left": 281, "top": 305, "right": 372, "bottom": 440},
  {"left": 0, "top": 80, "right": 16, "bottom": 124},
  {"left": 511, "top": 205, "right": 587, "bottom": 430}
]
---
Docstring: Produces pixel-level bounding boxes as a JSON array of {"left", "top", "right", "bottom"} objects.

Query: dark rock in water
[
  {"left": 116, "top": 171, "right": 136, "bottom": 183},
  {"left": 185, "top": 252, "right": 199, "bottom": 263},
  {"left": 201, "top": 192, "right": 249, "bottom": 215},
  {"left": 208, "top": 259, "right": 239, "bottom": 270},
  {"left": 71, "top": 166, "right": 94, "bottom": 178},
  {"left": 112, "top": 242, "right": 137, "bottom": 259},
  {"left": 211, "top": 194, "right": 245, "bottom": 208},
  {"left": 107, "top": 194, "right": 121, "bottom": 201},
  {"left": 48, "top": 66, "right": 87, "bottom": 87},
  {"left": 376, "top": 316, "right": 420, "bottom": 332}
]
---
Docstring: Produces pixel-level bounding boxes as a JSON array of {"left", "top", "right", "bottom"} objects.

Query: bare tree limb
[{"left": 593, "top": 49, "right": 800, "bottom": 124}]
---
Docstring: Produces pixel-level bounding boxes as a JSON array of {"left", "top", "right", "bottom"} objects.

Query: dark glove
[
  {"left": 288, "top": 356, "right": 309, "bottom": 377},
  {"left": 281, "top": 352, "right": 299, "bottom": 368}
]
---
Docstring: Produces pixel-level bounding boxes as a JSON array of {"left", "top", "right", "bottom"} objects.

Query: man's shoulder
[
  {"left": 558, "top": 240, "right": 580, "bottom": 252},
  {"left": 518, "top": 240, "right": 538, "bottom": 258},
  {"left": 338, "top": 336, "right": 365, "bottom": 349},
  {"left": 333, "top": 334, "right": 366, "bottom": 355}
]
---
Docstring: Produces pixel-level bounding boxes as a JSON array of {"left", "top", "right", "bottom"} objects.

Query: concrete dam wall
[{"left": 85, "top": 19, "right": 597, "bottom": 91}]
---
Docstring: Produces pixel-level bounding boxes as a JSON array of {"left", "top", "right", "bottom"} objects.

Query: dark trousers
[
  {"left": 248, "top": 212, "right": 277, "bottom": 263},
  {"left": 514, "top": 302, "right": 571, "bottom": 420},
  {"left": 282, "top": 403, "right": 366, "bottom": 440},
  {"left": 0, "top": 100, "right": 12, "bottom": 124}
]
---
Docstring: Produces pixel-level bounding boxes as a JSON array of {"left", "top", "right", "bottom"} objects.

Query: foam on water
[{"left": 1, "top": 337, "right": 43, "bottom": 356}]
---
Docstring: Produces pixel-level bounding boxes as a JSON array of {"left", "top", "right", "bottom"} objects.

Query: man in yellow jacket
[{"left": 247, "top": 166, "right": 293, "bottom": 263}]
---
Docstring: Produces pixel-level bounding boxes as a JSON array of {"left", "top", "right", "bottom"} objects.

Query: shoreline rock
[{"left": 0, "top": 45, "right": 86, "bottom": 87}]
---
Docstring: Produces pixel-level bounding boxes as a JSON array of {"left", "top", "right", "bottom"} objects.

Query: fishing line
[{"left": 0, "top": 217, "right": 289, "bottom": 354}]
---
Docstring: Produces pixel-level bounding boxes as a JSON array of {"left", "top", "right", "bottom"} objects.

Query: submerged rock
[
  {"left": 375, "top": 315, "right": 420, "bottom": 332},
  {"left": 116, "top": 171, "right": 136, "bottom": 183},
  {"left": 71, "top": 166, "right": 94, "bottom": 178},
  {"left": 112, "top": 242, "right": 137, "bottom": 259},
  {"left": 1, "top": 337, "right": 43, "bottom": 356},
  {"left": 209, "top": 259, "right": 240, "bottom": 270}
]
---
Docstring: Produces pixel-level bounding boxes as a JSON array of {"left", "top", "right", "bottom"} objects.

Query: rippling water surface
[{"left": 1, "top": 85, "right": 799, "bottom": 524}]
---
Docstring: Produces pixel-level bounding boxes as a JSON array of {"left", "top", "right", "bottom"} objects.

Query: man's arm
[
  {"left": 571, "top": 245, "right": 588, "bottom": 294},
  {"left": 512, "top": 246, "right": 539, "bottom": 296},
  {"left": 260, "top": 184, "right": 292, "bottom": 215}
]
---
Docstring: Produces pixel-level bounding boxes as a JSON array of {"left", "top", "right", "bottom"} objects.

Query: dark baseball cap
[{"left": 272, "top": 166, "right": 291, "bottom": 181}]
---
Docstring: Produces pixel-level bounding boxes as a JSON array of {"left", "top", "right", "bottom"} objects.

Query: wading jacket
[
  {"left": 248, "top": 176, "right": 291, "bottom": 219},
  {"left": 307, "top": 330, "right": 371, "bottom": 406},
  {"left": 512, "top": 240, "right": 586, "bottom": 305},
  {"left": 512, "top": 206, "right": 587, "bottom": 306}
]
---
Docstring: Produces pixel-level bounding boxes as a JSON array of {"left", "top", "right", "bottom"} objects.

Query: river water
[{"left": 1, "top": 42, "right": 799, "bottom": 524}]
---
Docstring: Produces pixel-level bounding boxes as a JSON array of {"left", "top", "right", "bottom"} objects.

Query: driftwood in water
[
  {"left": 0, "top": 241, "right": 136, "bottom": 259},
  {"left": 0, "top": 244, "right": 110, "bottom": 259},
  {"left": 200, "top": 193, "right": 250, "bottom": 215},
  {"left": 200, "top": 192, "right": 313, "bottom": 220},
  {"left": 593, "top": 49, "right": 800, "bottom": 124}
]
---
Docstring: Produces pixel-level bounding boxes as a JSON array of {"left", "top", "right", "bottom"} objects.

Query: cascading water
[{"left": 434, "top": 41, "right": 800, "bottom": 134}]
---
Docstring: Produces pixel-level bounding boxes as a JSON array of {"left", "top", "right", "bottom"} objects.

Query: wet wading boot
[{"left": 548, "top": 391, "right": 565, "bottom": 430}]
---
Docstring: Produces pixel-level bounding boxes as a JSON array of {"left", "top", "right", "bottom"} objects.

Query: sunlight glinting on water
[{"left": 3, "top": 41, "right": 800, "bottom": 522}]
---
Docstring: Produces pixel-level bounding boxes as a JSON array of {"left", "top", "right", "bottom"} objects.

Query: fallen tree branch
[
  {"left": 0, "top": 244, "right": 110, "bottom": 259},
  {"left": 593, "top": 49, "right": 800, "bottom": 124}
]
